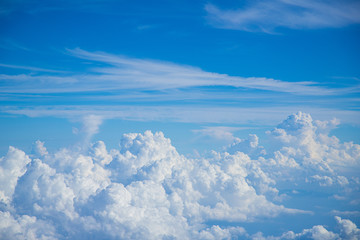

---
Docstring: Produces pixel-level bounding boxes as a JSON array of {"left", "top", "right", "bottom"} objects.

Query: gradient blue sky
[
  {"left": 1, "top": 1, "right": 360, "bottom": 239},
  {"left": 1, "top": 0, "right": 360, "bottom": 155}
]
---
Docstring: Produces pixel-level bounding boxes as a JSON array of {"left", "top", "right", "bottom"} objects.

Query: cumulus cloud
[
  {"left": 266, "top": 216, "right": 360, "bottom": 240},
  {"left": 0, "top": 112, "right": 359, "bottom": 239},
  {"left": 0, "top": 211, "right": 57, "bottom": 240},
  {"left": 335, "top": 216, "right": 360, "bottom": 240},
  {"left": 266, "top": 112, "right": 360, "bottom": 185},
  {"left": 273, "top": 225, "right": 339, "bottom": 240},
  {"left": 205, "top": 0, "right": 360, "bottom": 32},
  {"left": 0, "top": 147, "right": 30, "bottom": 204}
]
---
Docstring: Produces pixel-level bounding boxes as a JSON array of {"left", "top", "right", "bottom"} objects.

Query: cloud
[
  {"left": 0, "top": 211, "right": 57, "bottom": 240},
  {"left": 252, "top": 216, "right": 360, "bottom": 239},
  {"left": 81, "top": 115, "right": 103, "bottom": 142},
  {"left": 66, "top": 48, "right": 335, "bottom": 95},
  {"left": 2, "top": 48, "right": 359, "bottom": 129},
  {"left": 0, "top": 113, "right": 359, "bottom": 239},
  {"left": 226, "top": 134, "right": 267, "bottom": 158},
  {"left": 335, "top": 216, "right": 360, "bottom": 240},
  {"left": 0, "top": 147, "right": 30, "bottom": 204},
  {"left": 279, "top": 225, "right": 339, "bottom": 240},
  {"left": 192, "top": 126, "right": 243, "bottom": 141},
  {"left": 197, "top": 225, "right": 247, "bottom": 239},
  {"left": 0, "top": 48, "right": 339, "bottom": 95},
  {"left": 4, "top": 105, "right": 360, "bottom": 126},
  {"left": 205, "top": 0, "right": 360, "bottom": 32},
  {"left": 32, "top": 140, "right": 48, "bottom": 157},
  {"left": 331, "top": 210, "right": 360, "bottom": 216},
  {"left": 0, "top": 63, "right": 67, "bottom": 73}
]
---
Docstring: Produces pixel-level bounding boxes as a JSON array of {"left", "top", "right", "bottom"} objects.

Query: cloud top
[{"left": 0, "top": 112, "right": 359, "bottom": 239}]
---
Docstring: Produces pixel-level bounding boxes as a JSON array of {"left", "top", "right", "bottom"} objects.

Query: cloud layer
[
  {"left": 1, "top": 48, "right": 359, "bottom": 128},
  {"left": 0, "top": 112, "right": 359, "bottom": 239},
  {"left": 205, "top": 0, "right": 360, "bottom": 32},
  {"left": 0, "top": 48, "right": 343, "bottom": 95}
]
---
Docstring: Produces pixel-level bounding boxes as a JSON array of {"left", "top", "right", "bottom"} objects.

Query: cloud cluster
[
  {"left": 257, "top": 216, "right": 360, "bottom": 240},
  {"left": 205, "top": 0, "right": 360, "bottom": 32},
  {"left": 0, "top": 112, "right": 359, "bottom": 239},
  {"left": 266, "top": 112, "right": 360, "bottom": 187}
]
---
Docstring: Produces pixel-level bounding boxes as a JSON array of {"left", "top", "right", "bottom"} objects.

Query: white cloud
[
  {"left": 286, "top": 225, "right": 338, "bottom": 240},
  {"left": 197, "top": 225, "right": 247, "bottom": 240},
  {"left": 32, "top": 140, "right": 48, "bottom": 157},
  {"left": 0, "top": 147, "right": 30, "bottom": 204},
  {"left": 254, "top": 216, "right": 360, "bottom": 239},
  {"left": 335, "top": 216, "right": 360, "bottom": 240},
  {"left": 0, "top": 112, "right": 359, "bottom": 239},
  {"left": 267, "top": 112, "right": 360, "bottom": 175},
  {"left": 0, "top": 48, "right": 339, "bottom": 96},
  {"left": 331, "top": 210, "right": 360, "bottom": 216},
  {"left": 4, "top": 105, "right": 360, "bottom": 126},
  {"left": 0, "top": 63, "right": 67, "bottom": 73},
  {"left": 205, "top": 0, "right": 360, "bottom": 32},
  {"left": 81, "top": 114, "right": 103, "bottom": 142},
  {"left": 192, "top": 126, "right": 243, "bottom": 141},
  {"left": 0, "top": 211, "right": 57, "bottom": 240},
  {"left": 226, "top": 134, "right": 267, "bottom": 157},
  {"left": 67, "top": 48, "right": 337, "bottom": 95}
]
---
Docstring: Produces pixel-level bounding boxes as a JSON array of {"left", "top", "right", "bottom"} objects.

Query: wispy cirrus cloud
[
  {"left": 67, "top": 48, "right": 334, "bottom": 95},
  {"left": 1, "top": 48, "right": 359, "bottom": 125},
  {"left": 3, "top": 105, "right": 360, "bottom": 125},
  {"left": 0, "top": 63, "right": 68, "bottom": 73},
  {"left": 0, "top": 48, "right": 341, "bottom": 95},
  {"left": 205, "top": 0, "right": 360, "bottom": 33}
]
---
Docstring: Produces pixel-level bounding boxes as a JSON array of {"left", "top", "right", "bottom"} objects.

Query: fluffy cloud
[
  {"left": 265, "top": 112, "right": 360, "bottom": 186},
  {"left": 0, "top": 211, "right": 57, "bottom": 240},
  {"left": 335, "top": 216, "right": 360, "bottom": 240},
  {"left": 259, "top": 216, "right": 360, "bottom": 240},
  {"left": 0, "top": 112, "right": 359, "bottom": 239},
  {"left": 0, "top": 147, "right": 30, "bottom": 204}
]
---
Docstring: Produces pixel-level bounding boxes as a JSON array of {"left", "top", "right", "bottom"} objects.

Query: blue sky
[
  {"left": 0, "top": 0, "right": 360, "bottom": 239},
  {"left": 1, "top": 0, "right": 359, "bottom": 154}
]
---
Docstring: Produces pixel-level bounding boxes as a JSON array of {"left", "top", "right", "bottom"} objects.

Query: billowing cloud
[
  {"left": 335, "top": 216, "right": 360, "bottom": 240},
  {"left": 0, "top": 112, "right": 359, "bottom": 239},
  {"left": 0, "top": 147, "right": 30, "bottom": 204},
  {"left": 258, "top": 216, "right": 360, "bottom": 240},
  {"left": 205, "top": 0, "right": 360, "bottom": 32}
]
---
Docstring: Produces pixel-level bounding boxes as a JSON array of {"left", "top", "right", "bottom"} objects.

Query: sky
[{"left": 0, "top": 0, "right": 360, "bottom": 239}]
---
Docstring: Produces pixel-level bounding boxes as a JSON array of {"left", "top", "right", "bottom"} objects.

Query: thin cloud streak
[
  {"left": 193, "top": 126, "right": 245, "bottom": 141},
  {"left": 1, "top": 48, "right": 338, "bottom": 95},
  {"left": 3, "top": 105, "right": 360, "bottom": 125},
  {"left": 68, "top": 48, "right": 335, "bottom": 95},
  {"left": 0, "top": 63, "right": 68, "bottom": 73},
  {"left": 205, "top": 0, "right": 360, "bottom": 32}
]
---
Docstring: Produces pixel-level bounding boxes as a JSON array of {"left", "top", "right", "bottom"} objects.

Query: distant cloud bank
[{"left": 1, "top": 112, "right": 359, "bottom": 239}]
